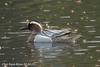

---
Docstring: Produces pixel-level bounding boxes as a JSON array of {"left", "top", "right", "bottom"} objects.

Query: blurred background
[{"left": 0, "top": 0, "right": 100, "bottom": 67}]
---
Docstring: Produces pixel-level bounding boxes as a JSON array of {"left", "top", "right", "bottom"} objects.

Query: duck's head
[{"left": 21, "top": 21, "right": 43, "bottom": 33}]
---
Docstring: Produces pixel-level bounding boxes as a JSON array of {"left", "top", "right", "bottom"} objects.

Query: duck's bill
[{"left": 20, "top": 27, "right": 29, "bottom": 30}]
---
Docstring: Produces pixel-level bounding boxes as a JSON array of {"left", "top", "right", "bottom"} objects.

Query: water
[{"left": 0, "top": 0, "right": 100, "bottom": 67}]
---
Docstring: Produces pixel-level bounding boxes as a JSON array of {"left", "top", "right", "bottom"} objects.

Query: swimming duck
[{"left": 21, "top": 21, "right": 81, "bottom": 43}]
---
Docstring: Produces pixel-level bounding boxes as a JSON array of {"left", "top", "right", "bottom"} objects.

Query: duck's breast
[{"left": 34, "top": 34, "right": 52, "bottom": 43}]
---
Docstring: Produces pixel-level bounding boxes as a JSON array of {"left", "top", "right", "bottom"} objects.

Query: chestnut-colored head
[
  {"left": 21, "top": 21, "right": 43, "bottom": 33},
  {"left": 28, "top": 21, "right": 43, "bottom": 32}
]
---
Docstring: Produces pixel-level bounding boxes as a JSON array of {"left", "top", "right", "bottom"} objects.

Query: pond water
[{"left": 0, "top": 0, "right": 100, "bottom": 67}]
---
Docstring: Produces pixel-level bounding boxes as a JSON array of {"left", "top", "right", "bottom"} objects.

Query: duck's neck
[{"left": 32, "top": 30, "right": 43, "bottom": 34}]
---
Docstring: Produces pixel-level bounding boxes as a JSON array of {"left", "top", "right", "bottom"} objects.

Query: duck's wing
[
  {"left": 51, "top": 29, "right": 71, "bottom": 38},
  {"left": 41, "top": 29, "right": 71, "bottom": 38},
  {"left": 52, "top": 29, "right": 82, "bottom": 43},
  {"left": 40, "top": 30, "right": 62, "bottom": 37}
]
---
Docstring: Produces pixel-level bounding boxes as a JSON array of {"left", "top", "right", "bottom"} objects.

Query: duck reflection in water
[{"left": 33, "top": 42, "right": 75, "bottom": 61}]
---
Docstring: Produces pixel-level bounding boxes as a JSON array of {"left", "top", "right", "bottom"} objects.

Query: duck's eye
[{"left": 28, "top": 24, "right": 35, "bottom": 30}]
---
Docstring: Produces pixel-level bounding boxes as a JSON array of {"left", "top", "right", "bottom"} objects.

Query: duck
[{"left": 21, "top": 21, "right": 81, "bottom": 43}]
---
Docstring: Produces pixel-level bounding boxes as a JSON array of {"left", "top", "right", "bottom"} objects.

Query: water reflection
[
  {"left": 33, "top": 42, "right": 74, "bottom": 57},
  {"left": 28, "top": 42, "right": 78, "bottom": 67}
]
